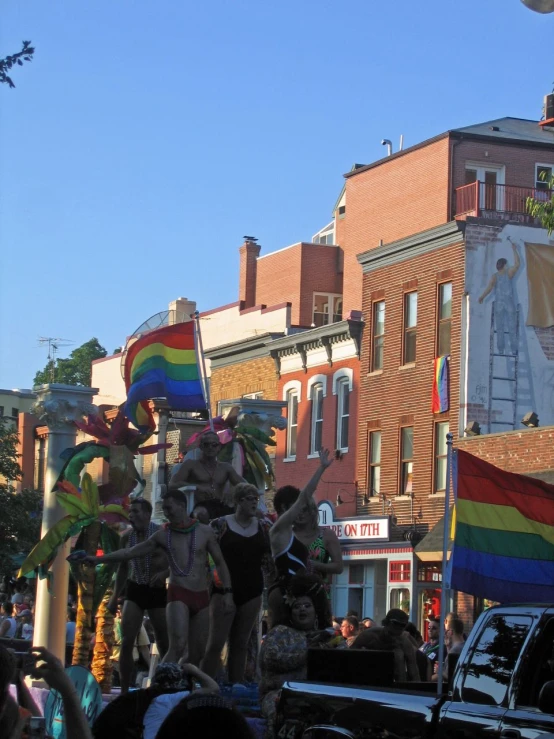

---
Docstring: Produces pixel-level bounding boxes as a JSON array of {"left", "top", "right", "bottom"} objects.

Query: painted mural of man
[{"left": 478, "top": 239, "right": 521, "bottom": 355}]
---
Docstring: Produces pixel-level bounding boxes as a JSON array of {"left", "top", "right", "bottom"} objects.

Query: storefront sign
[{"left": 318, "top": 500, "right": 389, "bottom": 541}]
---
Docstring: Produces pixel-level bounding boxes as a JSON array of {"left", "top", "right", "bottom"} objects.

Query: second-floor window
[
  {"left": 437, "top": 282, "right": 452, "bottom": 357},
  {"left": 313, "top": 293, "right": 342, "bottom": 327},
  {"left": 310, "top": 382, "right": 324, "bottom": 454},
  {"left": 368, "top": 430, "right": 381, "bottom": 497},
  {"left": 434, "top": 421, "right": 449, "bottom": 492},
  {"left": 400, "top": 426, "right": 413, "bottom": 495},
  {"left": 403, "top": 292, "right": 417, "bottom": 364},
  {"left": 286, "top": 390, "right": 298, "bottom": 459},
  {"left": 372, "top": 301, "right": 385, "bottom": 371},
  {"left": 336, "top": 377, "right": 350, "bottom": 452},
  {"left": 536, "top": 164, "right": 553, "bottom": 191}
]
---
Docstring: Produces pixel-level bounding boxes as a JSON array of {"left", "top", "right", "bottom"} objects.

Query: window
[
  {"left": 349, "top": 563, "right": 365, "bottom": 584},
  {"left": 313, "top": 293, "right": 343, "bottom": 327},
  {"left": 242, "top": 391, "right": 263, "bottom": 399},
  {"left": 312, "top": 221, "right": 335, "bottom": 245},
  {"left": 368, "top": 430, "right": 381, "bottom": 496},
  {"left": 11, "top": 407, "right": 18, "bottom": 418},
  {"left": 400, "top": 427, "right": 413, "bottom": 495},
  {"left": 389, "top": 587, "right": 410, "bottom": 614},
  {"left": 336, "top": 378, "right": 350, "bottom": 452},
  {"left": 338, "top": 205, "right": 346, "bottom": 216},
  {"left": 389, "top": 561, "right": 411, "bottom": 582},
  {"left": 461, "top": 614, "right": 532, "bottom": 706},
  {"left": 310, "top": 383, "right": 324, "bottom": 455},
  {"left": 372, "top": 301, "right": 385, "bottom": 371},
  {"left": 535, "top": 163, "right": 552, "bottom": 191},
  {"left": 434, "top": 422, "right": 449, "bottom": 492},
  {"left": 286, "top": 390, "right": 299, "bottom": 459},
  {"left": 437, "top": 282, "right": 452, "bottom": 357},
  {"left": 403, "top": 292, "right": 417, "bottom": 364},
  {"left": 0, "top": 407, "right": 3, "bottom": 417}
]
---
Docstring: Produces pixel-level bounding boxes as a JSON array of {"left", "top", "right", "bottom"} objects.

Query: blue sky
[{"left": 0, "top": 0, "right": 552, "bottom": 389}]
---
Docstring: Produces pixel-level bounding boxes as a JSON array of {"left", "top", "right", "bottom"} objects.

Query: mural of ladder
[{"left": 487, "top": 302, "right": 520, "bottom": 433}]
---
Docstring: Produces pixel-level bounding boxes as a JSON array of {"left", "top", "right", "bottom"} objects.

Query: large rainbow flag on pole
[
  {"left": 124, "top": 321, "right": 206, "bottom": 431},
  {"left": 450, "top": 449, "right": 554, "bottom": 603}
]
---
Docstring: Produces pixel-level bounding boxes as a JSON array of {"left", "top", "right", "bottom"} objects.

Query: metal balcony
[{"left": 455, "top": 181, "right": 551, "bottom": 219}]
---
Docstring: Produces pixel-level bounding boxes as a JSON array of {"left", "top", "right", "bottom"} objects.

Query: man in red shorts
[{"left": 87, "top": 490, "right": 234, "bottom": 665}]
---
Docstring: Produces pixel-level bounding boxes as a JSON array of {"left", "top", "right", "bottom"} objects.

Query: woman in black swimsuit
[{"left": 200, "top": 483, "right": 271, "bottom": 682}]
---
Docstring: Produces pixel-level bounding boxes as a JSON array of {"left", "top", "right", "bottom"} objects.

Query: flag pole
[
  {"left": 437, "top": 432, "right": 454, "bottom": 694},
  {"left": 193, "top": 310, "right": 214, "bottom": 432}
]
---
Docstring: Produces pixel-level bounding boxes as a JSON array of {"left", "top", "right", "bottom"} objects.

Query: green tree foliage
[
  {"left": 0, "top": 420, "right": 42, "bottom": 574},
  {"left": 526, "top": 172, "right": 554, "bottom": 235},
  {"left": 34, "top": 338, "right": 107, "bottom": 387},
  {"left": 0, "top": 41, "right": 34, "bottom": 88}
]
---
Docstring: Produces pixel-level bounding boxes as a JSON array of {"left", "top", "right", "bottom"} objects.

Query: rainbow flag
[
  {"left": 124, "top": 321, "right": 206, "bottom": 431},
  {"left": 450, "top": 449, "right": 554, "bottom": 603},
  {"left": 431, "top": 356, "right": 449, "bottom": 413}
]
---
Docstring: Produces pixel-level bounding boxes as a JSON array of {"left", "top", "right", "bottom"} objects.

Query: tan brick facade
[{"left": 209, "top": 355, "right": 278, "bottom": 415}]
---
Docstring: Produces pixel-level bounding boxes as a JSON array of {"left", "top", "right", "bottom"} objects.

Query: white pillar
[{"left": 32, "top": 384, "right": 98, "bottom": 661}]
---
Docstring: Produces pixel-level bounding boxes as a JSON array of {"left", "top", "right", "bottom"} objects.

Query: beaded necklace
[
  {"left": 166, "top": 522, "right": 198, "bottom": 578},
  {"left": 129, "top": 521, "right": 157, "bottom": 585}
]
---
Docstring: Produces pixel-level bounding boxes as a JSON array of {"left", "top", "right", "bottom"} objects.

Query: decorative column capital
[{"left": 32, "top": 384, "right": 99, "bottom": 431}]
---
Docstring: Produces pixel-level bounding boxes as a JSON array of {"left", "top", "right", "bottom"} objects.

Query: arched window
[
  {"left": 310, "top": 382, "right": 324, "bottom": 455},
  {"left": 282, "top": 380, "right": 302, "bottom": 460}
]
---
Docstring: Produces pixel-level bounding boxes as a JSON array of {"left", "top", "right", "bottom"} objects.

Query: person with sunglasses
[
  {"left": 201, "top": 483, "right": 271, "bottom": 682},
  {"left": 352, "top": 608, "right": 419, "bottom": 682},
  {"left": 168, "top": 431, "right": 246, "bottom": 520}
]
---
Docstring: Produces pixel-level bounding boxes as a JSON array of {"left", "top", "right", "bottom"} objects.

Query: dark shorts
[{"left": 125, "top": 581, "right": 167, "bottom": 611}]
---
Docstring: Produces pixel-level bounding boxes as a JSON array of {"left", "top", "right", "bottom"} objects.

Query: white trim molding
[
  {"left": 332, "top": 367, "right": 353, "bottom": 394},
  {"left": 307, "top": 374, "right": 328, "bottom": 399},
  {"left": 282, "top": 379, "right": 302, "bottom": 402}
]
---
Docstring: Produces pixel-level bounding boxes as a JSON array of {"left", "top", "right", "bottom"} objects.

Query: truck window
[
  {"left": 461, "top": 615, "right": 532, "bottom": 706},
  {"left": 516, "top": 617, "right": 554, "bottom": 707}
]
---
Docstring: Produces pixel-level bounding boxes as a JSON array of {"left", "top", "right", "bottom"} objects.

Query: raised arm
[
  {"left": 271, "top": 449, "right": 333, "bottom": 536},
  {"left": 508, "top": 242, "right": 521, "bottom": 278},
  {"left": 85, "top": 532, "right": 159, "bottom": 565}
]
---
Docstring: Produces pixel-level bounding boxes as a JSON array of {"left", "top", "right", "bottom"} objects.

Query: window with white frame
[
  {"left": 403, "top": 292, "right": 417, "bottom": 364},
  {"left": 434, "top": 421, "right": 449, "bottom": 492},
  {"left": 310, "top": 383, "right": 324, "bottom": 455},
  {"left": 372, "top": 301, "right": 385, "bottom": 371},
  {"left": 242, "top": 391, "right": 264, "bottom": 399},
  {"left": 368, "top": 430, "right": 381, "bottom": 497},
  {"left": 336, "top": 377, "right": 350, "bottom": 451},
  {"left": 399, "top": 426, "right": 413, "bottom": 495},
  {"left": 286, "top": 389, "right": 299, "bottom": 459},
  {"left": 313, "top": 293, "right": 343, "bottom": 328},
  {"left": 536, "top": 163, "right": 553, "bottom": 191}
]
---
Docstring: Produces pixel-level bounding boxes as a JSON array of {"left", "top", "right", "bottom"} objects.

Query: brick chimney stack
[{"left": 239, "top": 239, "right": 261, "bottom": 308}]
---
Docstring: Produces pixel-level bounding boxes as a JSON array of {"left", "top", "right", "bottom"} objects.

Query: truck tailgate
[{"left": 277, "top": 681, "right": 441, "bottom": 739}]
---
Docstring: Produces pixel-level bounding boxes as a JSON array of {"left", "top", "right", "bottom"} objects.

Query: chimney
[
  {"left": 239, "top": 240, "right": 260, "bottom": 308},
  {"left": 168, "top": 297, "right": 197, "bottom": 324}
]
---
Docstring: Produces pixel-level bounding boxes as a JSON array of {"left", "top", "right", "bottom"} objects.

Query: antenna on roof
[
  {"left": 243, "top": 235, "right": 258, "bottom": 242},
  {"left": 38, "top": 337, "right": 74, "bottom": 382}
]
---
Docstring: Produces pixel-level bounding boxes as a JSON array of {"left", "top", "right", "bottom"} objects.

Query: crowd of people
[{"left": 0, "top": 431, "right": 468, "bottom": 737}]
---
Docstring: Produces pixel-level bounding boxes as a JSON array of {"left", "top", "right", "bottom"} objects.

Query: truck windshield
[{"left": 460, "top": 614, "right": 532, "bottom": 706}]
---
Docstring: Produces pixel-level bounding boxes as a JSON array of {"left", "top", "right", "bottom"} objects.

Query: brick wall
[
  {"left": 210, "top": 355, "right": 279, "bottom": 415},
  {"left": 255, "top": 243, "right": 343, "bottom": 326},
  {"left": 275, "top": 358, "right": 359, "bottom": 517},
  {"left": 357, "top": 240, "right": 465, "bottom": 534},
  {"left": 456, "top": 425, "right": 554, "bottom": 475},
  {"left": 342, "top": 137, "right": 452, "bottom": 313}
]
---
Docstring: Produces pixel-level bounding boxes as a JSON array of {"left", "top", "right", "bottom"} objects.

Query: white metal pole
[
  {"left": 194, "top": 310, "right": 214, "bottom": 431},
  {"left": 437, "top": 432, "right": 454, "bottom": 694}
]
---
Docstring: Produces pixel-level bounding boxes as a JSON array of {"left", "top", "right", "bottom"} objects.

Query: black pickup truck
[{"left": 276, "top": 605, "right": 554, "bottom": 739}]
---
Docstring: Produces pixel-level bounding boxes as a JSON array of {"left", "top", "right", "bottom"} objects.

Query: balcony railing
[{"left": 455, "top": 181, "right": 552, "bottom": 219}]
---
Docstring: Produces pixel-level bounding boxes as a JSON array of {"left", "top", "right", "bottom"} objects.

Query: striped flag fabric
[
  {"left": 124, "top": 321, "right": 206, "bottom": 431},
  {"left": 450, "top": 449, "right": 554, "bottom": 603},
  {"left": 431, "top": 356, "right": 449, "bottom": 413}
]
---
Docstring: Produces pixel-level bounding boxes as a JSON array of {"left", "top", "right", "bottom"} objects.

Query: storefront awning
[{"left": 414, "top": 514, "right": 452, "bottom": 562}]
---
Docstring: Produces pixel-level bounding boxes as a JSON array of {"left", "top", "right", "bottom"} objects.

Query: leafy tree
[
  {"left": 0, "top": 420, "right": 42, "bottom": 574},
  {"left": 34, "top": 338, "right": 107, "bottom": 387},
  {"left": 0, "top": 41, "right": 34, "bottom": 88},
  {"left": 526, "top": 172, "right": 554, "bottom": 235}
]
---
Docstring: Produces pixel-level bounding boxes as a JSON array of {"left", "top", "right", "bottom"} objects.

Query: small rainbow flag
[
  {"left": 450, "top": 450, "right": 554, "bottom": 603},
  {"left": 431, "top": 355, "right": 449, "bottom": 413},
  {"left": 124, "top": 321, "right": 206, "bottom": 431}
]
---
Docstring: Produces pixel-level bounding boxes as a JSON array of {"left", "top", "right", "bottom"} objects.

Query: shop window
[
  {"left": 389, "top": 561, "right": 411, "bottom": 582},
  {"left": 399, "top": 426, "right": 413, "bottom": 495},
  {"left": 437, "top": 282, "right": 452, "bottom": 357},
  {"left": 372, "top": 301, "right": 385, "bottom": 371},
  {"left": 403, "top": 292, "right": 417, "bottom": 364},
  {"left": 367, "top": 430, "right": 381, "bottom": 497},
  {"left": 417, "top": 564, "right": 442, "bottom": 583},
  {"left": 349, "top": 563, "right": 365, "bottom": 584},
  {"left": 389, "top": 587, "right": 410, "bottom": 615}
]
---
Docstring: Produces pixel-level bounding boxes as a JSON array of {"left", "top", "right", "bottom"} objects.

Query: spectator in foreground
[{"left": 352, "top": 608, "right": 419, "bottom": 682}]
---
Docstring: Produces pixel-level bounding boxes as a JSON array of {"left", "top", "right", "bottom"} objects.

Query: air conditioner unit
[{"left": 544, "top": 93, "right": 554, "bottom": 121}]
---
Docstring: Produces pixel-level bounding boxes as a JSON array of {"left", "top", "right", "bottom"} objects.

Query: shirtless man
[
  {"left": 106, "top": 498, "right": 169, "bottom": 694},
  {"left": 86, "top": 489, "right": 234, "bottom": 665},
  {"left": 169, "top": 430, "right": 246, "bottom": 519}
]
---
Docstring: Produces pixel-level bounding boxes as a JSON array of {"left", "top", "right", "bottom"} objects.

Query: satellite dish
[
  {"left": 120, "top": 309, "right": 175, "bottom": 379},
  {"left": 521, "top": 0, "right": 554, "bottom": 13}
]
